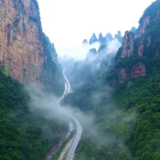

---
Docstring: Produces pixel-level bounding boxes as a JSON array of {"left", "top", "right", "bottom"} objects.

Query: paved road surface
[
  {"left": 44, "top": 70, "right": 82, "bottom": 160},
  {"left": 62, "top": 70, "right": 82, "bottom": 160}
]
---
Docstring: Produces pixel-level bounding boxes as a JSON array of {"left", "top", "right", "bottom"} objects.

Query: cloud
[
  {"left": 86, "top": 38, "right": 121, "bottom": 63},
  {"left": 38, "top": 0, "right": 155, "bottom": 49},
  {"left": 57, "top": 42, "right": 100, "bottom": 61},
  {"left": 25, "top": 83, "right": 69, "bottom": 124}
]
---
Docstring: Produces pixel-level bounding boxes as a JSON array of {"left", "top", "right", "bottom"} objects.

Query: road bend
[
  {"left": 61, "top": 70, "right": 82, "bottom": 160},
  {"left": 44, "top": 70, "right": 82, "bottom": 160}
]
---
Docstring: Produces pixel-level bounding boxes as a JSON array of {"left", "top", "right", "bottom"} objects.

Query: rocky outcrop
[
  {"left": 121, "top": 31, "right": 134, "bottom": 58},
  {"left": 139, "top": 16, "right": 150, "bottom": 35},
  {"left": 138, "top": 41, "right": 144, "bottom": 56},
  {"left": 118, "top": 63, "right": 146, "bottom": 83},
  {"left": 131, "top": 63, "right": 145, "bottom": 78},
  {"left": 0, "top": 0, "right": 45, "bottom": 84},
  {"left": 0, "top": 0, "right": 64, "bottom": 94},
  {"left": 116, "top": 1, "right": 160, "bottom": 84}
]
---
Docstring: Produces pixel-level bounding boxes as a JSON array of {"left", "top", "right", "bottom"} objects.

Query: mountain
[
  {"left": 63, "top": 1, "right": 160, "bottom": 160},
  {"left": 98, "top": 33, "right": 106, "bottom": 44},
  {"left": 83, "top": 39, "right": 88, "bottom": 44},
  {"left": 114, "top": 31, "right": 123, "bottom": 43},
  {"left": 89, "top": 33, "right": 98, "bottom": 44},
  {"left": 105, "top": 32, "right": 113, "bottom": 41},
  {"left": 0, "top": 0, "right": 64, "bottom": 95},
  {"left": 83, "top": 31, "right": 122, "bottom": 45},
  {"left": 71, "top": 33, "right": 121, "bottom": 89},
  {"left": 115, "top": 0, "right": 160, "bottom": 84}
]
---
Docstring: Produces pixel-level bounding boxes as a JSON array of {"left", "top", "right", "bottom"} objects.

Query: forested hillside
[
  {"left": 0, "top": 71, "right": 67, "bottom": 160},
  {"left": 63, "top": 1, "right": 160, "bottom": 159}
]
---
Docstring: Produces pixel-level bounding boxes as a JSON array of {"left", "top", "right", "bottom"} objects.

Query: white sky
[{"left": 37, "top": 0, "right": 155, "bottom": 58}]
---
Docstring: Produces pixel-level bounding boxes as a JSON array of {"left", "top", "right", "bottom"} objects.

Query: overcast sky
[{"left": 37, "top": 0, "right": 155, "bottom": 58}]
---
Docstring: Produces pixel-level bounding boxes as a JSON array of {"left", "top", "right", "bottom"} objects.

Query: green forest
[
  {"left": 0, "top": 71, "right": 67, "bottom": 160},
  {"left": 64, "top": 60, "right": 160, "bottom": 160},
  {"left": 2, "top": 0, "right": 160, "bottom": 160},
  {"left": 62, "top": 1, "right": 160, "bottom": 160}
]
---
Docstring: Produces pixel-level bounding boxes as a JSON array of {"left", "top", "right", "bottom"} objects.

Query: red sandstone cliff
[
  {"left": 121, "top": 31, "right": 134, "bottom": 58},
  {"left": 0, "top": 0, "right": 45, "bottom": 84}
]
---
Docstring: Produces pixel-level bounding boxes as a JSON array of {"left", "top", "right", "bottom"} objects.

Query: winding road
[
  {"left": 44, "top": 70, "right": 82, "bottom": 160},
  {"left": 61, "top": 70, "right": 82, "bottom": 160}
]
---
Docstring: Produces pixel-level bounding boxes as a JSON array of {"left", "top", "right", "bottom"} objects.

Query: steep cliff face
[
  {"left": 115, "top": 1, "right": 160, "bottom": 83},
  {"left": 0, "top": 0, "right": 44, "bottom": 84},
  {"left": 116, "top": 30, "right": 146, "bottom": 82},
  {"left": 131, "top": 62, "right": 145, "bottom": 78},
  {"left": 121, "top": 31, "right": 134, "bottom": 58},
  {"left": 0, "top": 0, "right": 64, "bottom": 94},
  {"left": 138, "top": 41, "right": 144, "bottom": 56},
  {"left": 139, "top": 16, "right": 150, "bottom": 35}
]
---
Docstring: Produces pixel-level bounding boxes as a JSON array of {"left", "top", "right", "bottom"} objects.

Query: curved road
[{"left": 61, "top": 70, "right": 82, "bottom": 160}]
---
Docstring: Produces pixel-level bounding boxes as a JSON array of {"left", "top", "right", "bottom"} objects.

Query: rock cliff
[
  {"left": 115, "top": 0, "right": 160, "bottom": 83},
  {"left": 139, "top": 16, "right": 150, "bottom": 35},
  {"left": 0, "top": 0, "right": 64, "bottom": 94},
  {"left": 116, "top": 29, "right": 146, "bottom": 82},
  {"left": 0, "top": 0, "right": 43, "bottom": 83},
  {"left": 121, "top": 31, "right": 134, "bottom": 58}
]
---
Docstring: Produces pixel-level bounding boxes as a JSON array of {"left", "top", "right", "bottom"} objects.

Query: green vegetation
[
  {"left": 3, "top": 65, "right": 10, "bottom": 76},
  {"left": 63, "top": 62, "right": 160, "bottom": 160},
  {"left": 139, "top": 0, "right": 160, "bottom": 25},
  {"left": 0, "top": 71, "right": 67, "bottom": 160},
  {"left": 63, "top": 1, "right": 160, "bottom": 159},
  {"left": 0, "top": 0, "right": 65, "bottom": 160},
  {"left": 42, "top": 33, "right": 64, "bottom": 96}
]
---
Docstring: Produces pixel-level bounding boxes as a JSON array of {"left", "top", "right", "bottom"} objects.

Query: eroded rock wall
[
  {"left": 121, "top": 31, "right": 134, "bottom": 58},
  {"left": 0, "top": 0, "right": 45, "bottom": 84}
]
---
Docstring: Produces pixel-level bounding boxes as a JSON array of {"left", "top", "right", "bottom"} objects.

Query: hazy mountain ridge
[
  {"left": 83, "top": 31, "right": 123, "bottom": 45},
  {"left": 67, "top": 32, "right": 122, "bottom": 89}
]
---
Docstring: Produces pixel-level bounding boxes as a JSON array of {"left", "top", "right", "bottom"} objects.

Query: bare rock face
[
  {"left": 131, "top": 62, "right": 146, "bottom": 78},
  {"left": 138, "top": 41, "right": 144, "bottom": 56},
  {"left": 121, "top": 31, "right": 134, "bottom": 58},
  {"left": 118, "top": 63, "right": 146, "bottom": 83},
  {"left": 0, "top": 0, "right": 45, "bottom": 84},
  {"left": 140, "top": 16, "right": 150, "bottom": 35}
]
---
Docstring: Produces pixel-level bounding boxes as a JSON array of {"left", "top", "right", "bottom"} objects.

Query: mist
[
  {"left": 25, "top": 36, "right": 132, "bottom": 160},
  {"left": 62, "top": 86, "right": 136, "bottom": 160},
  {"left": 57, "top": 42, "right": 100, "bottom": 61},
  {"left": 25, "top": 73, "right": 136, "bottom": 160}
]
